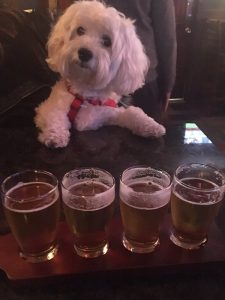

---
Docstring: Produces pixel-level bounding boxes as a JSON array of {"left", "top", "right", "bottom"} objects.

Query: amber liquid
[
  {"left": 120, "top": 182, "right": 168, "bottom": 245},
  {"left": 63, "top": 182, "right": 114, "bottom": 254},
  {"left": 171, "top": 177, "right": 221, "bottom": 242},
  {"left": 4, "top": 182, "right": 60, "bottom": 255}
]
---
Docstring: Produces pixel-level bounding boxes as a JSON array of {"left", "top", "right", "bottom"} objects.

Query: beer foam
[
  {"left": 62, "top": 182, "right": 115, "bottom": 211},
  {"left": 4, "top": 182, "right": 59, "bottom": 213},
  {"left": 122, "top": 167, "right": 171, "bottom": 188},
  {"left": 120, "top": 181, "right": 171, "bottom": 209}
]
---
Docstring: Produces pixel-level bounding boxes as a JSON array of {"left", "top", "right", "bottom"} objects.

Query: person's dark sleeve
[{"left": 151, "top": 0, "right": 177, "bottom": 94}]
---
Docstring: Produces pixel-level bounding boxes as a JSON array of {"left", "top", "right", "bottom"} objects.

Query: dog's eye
[
  {"left": 77, "top": 26, "right": 85, "bottom": 36},
  {"left": 102, "top": 35, "right": 112, "bottom": 47}
]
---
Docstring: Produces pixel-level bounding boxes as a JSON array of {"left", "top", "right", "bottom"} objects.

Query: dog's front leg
[
  {"left": 75, "top": 105, "right": 118, "bottom": 131},
  {"left": 35, "top": 101, "right": 71, "bottom": 148},
  {"left": 108, "top": 106, "right": 166, "bottom": 138}
]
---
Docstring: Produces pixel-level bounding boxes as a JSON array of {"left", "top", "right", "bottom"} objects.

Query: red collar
[{"left": 67, "top": 86, "right": 117, "bottom": 123}]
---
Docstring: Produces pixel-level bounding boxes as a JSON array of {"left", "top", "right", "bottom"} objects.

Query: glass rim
[
  {"left": 1, "top": 169, "right": 58, "bottom": 203},
  {"left": 61, "top": 167, "right": 115, "bottom": 196},
  {"left": 174, "top": 163, "right": 225, "bottom": 192},
  {"left": 120, "top": 165, "right": 172, "bottom": 190}
]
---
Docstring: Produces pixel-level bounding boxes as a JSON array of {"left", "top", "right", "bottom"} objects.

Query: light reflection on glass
[{"left": 184, "top": 123, "right": 212, "bottom": 144}]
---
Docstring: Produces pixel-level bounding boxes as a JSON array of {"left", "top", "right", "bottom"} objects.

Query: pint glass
[
  {"left": 120, "top": 166, "right": 172, "bottom": 253},
  {"left": 170, "top": 163, "right": 225, "bottom": 249},
  {"left": 62, "top": 168, "right": 115, "bottom": 258},
  {"left": 1, "top": 170, "right": 60, "bottom": 262}
]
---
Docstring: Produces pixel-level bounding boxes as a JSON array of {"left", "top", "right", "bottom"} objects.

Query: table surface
[{"left": 1, "top": 121, "right": 225, "bottom": 299}]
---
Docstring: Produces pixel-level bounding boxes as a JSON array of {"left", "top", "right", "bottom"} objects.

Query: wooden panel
[
  {"left": 57, "top": 0, "right": 72, "bottom": 9},
  {"left": 186, "top": 18, "right": 225, "bottom": 102},
  {"left": 172, "top": 0, "right": 190, "bottom": 99},
  {"left": 174, "top": 0, "right": 188, "bottom": 23}
]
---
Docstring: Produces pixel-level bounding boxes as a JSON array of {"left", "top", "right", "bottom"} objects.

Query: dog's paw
[
  {"left": 123, "top": 106, "right": 166, "bottom": 138},
  {"left": 140, "top": 122, "right": 166, "bottom": 138},
  {"left": 38, "top": 129, "right": 70, "bottom": 148}
]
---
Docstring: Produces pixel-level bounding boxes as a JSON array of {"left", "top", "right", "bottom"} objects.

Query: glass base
[
  {"left": 170, "top": 231, "right": 207, "bottom": 250},
  {"left": 19, "top": 243, "right": 59, "bottom": 263},
  {"left": 74, "top": 242, "right": 109, "bottom": 258},
  {"left": 122, "top": 233, "right": 159, "bottom": 253}
]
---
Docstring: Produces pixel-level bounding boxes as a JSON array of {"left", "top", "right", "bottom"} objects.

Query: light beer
[
  {"left": 4, "top": 182, "right": 60, "bottom": 259},
  {"left": 120, "top": 181, "right": 170, "bottom": 253},
  {"left": 171, "top": 177, "right": 221, "bottom": 244},
  {"left": 63, "top": 181, "right": 114, "bottom": 258}
]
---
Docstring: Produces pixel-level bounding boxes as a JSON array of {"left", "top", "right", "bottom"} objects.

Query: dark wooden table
[{"left": 1, "top": 121, "right": 225, "bottom": 299}]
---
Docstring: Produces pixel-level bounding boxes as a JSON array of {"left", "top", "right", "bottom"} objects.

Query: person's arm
[{"left": 151, "top": 0, "right": 177, "bottom": 112}]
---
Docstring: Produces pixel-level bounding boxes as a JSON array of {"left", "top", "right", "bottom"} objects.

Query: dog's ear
[
  {"left": 46, "top": 15, "right": 66, "bottom": 73},
  {"left": 111, "top": 17, "right": 149, "bottom": 96},
  {"left": 46, "top": 3, "right": 80, "bottom": 73}
]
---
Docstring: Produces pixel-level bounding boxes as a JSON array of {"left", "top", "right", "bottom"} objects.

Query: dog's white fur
[{"left": 35, "top": 0, "right": 165, "bottom": 148}]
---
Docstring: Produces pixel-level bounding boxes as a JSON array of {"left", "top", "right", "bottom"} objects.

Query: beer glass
[
  {"left": 61, "top": 168, "right": 115, "bottom": 258},
  {"left": 170, "top": 163, "right": 225, "bottom": 250},
  {"left": 1, "top": 170, "right": 60, "bottom": 263},
  {"left": 120, "top": 166, "right": 172, "bottom": 253}
]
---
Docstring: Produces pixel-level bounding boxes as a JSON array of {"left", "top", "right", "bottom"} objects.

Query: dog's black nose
[{"left": 78, "top": 48, "right": 93, "bottom": 62}]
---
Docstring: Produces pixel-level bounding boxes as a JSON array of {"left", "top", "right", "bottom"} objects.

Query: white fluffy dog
[{"left": 35, "top": 0, "right": 165, "bottom": 148}]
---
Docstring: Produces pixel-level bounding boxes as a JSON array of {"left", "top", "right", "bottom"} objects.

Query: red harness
[{"left": 67, "top": 90, "right": 117, "bottom": 123}]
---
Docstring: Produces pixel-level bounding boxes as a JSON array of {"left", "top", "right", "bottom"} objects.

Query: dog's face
[{"left": 47, "top": 0, "right": 149, "bottom": 95}]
